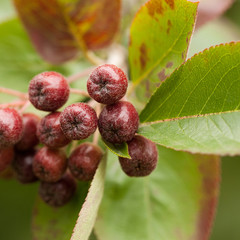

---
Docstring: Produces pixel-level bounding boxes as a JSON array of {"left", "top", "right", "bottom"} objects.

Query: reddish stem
[
  {"left": 70, "top": 88, "right": 90, "bottom": 97},
  {"left": 67, "top": 67, "right": 95, "bottom": 84},
  {"left": 0, "top": 100, "right": 27, "bottom": 109},
  {"left": 0, "top": 87, "right": 28, "bottom": 99},
  {"left": 19, "top": 100, "right": 31, "bottom": 113}
]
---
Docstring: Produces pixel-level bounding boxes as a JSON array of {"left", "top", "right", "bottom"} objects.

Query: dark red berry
[
  {"left": 0, "top": 108, "right": 23, "bottom": 149},
  {"left": 39, "top": 173, "right": 76, "bottom": 207},
  {"left": 87, "top": 64, "right": 128, "bottom": 104},
  {"left": 28, "top": 71, "right": 69, "bottom": 111},
  {"left": 12, "top": 149, "right": 38, "bottom": 183},
  {"left": 37, "top": 112, "right": 71, "bottom": 148},
  {"left": 16, "top": 113, "right": 40, "bottom": 151},
  {"left": 60, "top": 103, "right": 98, "bottom": 140},
  {"left": 69, "top": 143, "right": 103, "bottom": 181},
  {"left": 98, "top": 101, "right": 139, "bottom": 144},
  {"left": 33, "top": 147, "right": 67, "bottom": 182},
  {"left": 0, "top": 147, "right": 14, "bottom": 172},
  {"left": 119, "top": 136, "right": 158, "bottom": 177}
]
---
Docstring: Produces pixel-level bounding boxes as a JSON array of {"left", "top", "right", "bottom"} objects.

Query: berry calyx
[
  {"left": 60, "top": 103, "right": 98, "bottom": 140},
  {"left": 0, "top": 147, "right": 14, "bottom": 172},
  {"left": 12, "top": 149, "right": 38, "bottom": 183},
  {"left": 98, "top": 101, "right": 139, "bottom": 144},
  {"left": 16, "top": 113, "right": 40, "bottom": 151},
  {"left": 87, "top": 64, "right": 128, "bottom": 104},
  {"left": 0, "top": 108, "right": 23, "bottom": 149},
  {"left": 37, "top": 112, "right": 71, "bottom": 148},
  {"left": 39, "top": 173, "right": 76, "bottom": 207},
  {"left": 33, "top": 147, "right": 67, "bottom": 182},
  {"left": 69, "top": 143, "right": 103, "bottom": 181},
  {"left": 119, "top": 136, "right": 158, "bottom": 177},
  {"left": 28, "top": 71, "right": 70, "bottom": 111}
]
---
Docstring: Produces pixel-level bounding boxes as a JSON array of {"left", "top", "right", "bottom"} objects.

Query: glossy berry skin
[
  {"left": 98, "top": 101, "right": 139, "bottom": 144},
  {"left": 0, "top": 108, "right": 23, "bottom": 149},
  {"left": 60, "top": 103, "right": 98, "bottom": 140},
  {"left": 69, "top": 143, "right": 103, "bottom": 181},
  {"left": 39, "top": 173, "right": 76, "bottom": 207},
  {"left": 37, "top": 112, "right": 71, "bottom": 148},
  {"left": 28, "top": 71, "right": 69, "bottom": 111},
  {"left": 16, "top": 113, "right": 40, "bottom": 151},
  {"left": 0, "top": 147, "right": 14, "bottom": 172},
  {"left": 33, "top": 147, "right": 67, "bottom": 182},
  {"left": 87, "top": 64, "right": 128, "bottom": 104},
  {"left": 12, "top": 149, "right": 38, "bottom": 183},
  {"left": 119, "top": 136, "right": 158, "bottom": 177}
]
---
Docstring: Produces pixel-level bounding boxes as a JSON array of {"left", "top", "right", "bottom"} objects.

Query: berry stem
[
  {"left": 0, "top": 100, "right": 27, "bottom": 109},
  {"left": 84, "top": 51, "right": 104, "bottom": 66},
  {"left": 19, "top": 100, "right": 31, "bottom": 113},
  {"left": 67, "top": 67, "right": 95, "bottom": 83},
  {"left": 70, "top": 88, "right": 90, "bottom": 97},
  {"left": 0, "top": 87, "right": 28, "bottom": 99},
  {"left": 93, "top": 103, "right": 101, "bottom": 145}
]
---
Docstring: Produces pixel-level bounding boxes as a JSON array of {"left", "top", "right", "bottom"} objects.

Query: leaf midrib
[
  {"left": 131, "top": 4, "right": 197, "bottom": 87},
  {"left": 140, "top": 109, "right": 240, "bottom": 126}
]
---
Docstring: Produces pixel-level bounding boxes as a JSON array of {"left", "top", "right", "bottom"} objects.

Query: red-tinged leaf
[
  {"left": 95, "top": 147, "right": 220, "bottom": 240},
  {"left": 60, "top": 0, "right": 121, "bottom": 50},
  {"left": 128, "top": 0, "right": 198, "bottom": 103},
  {"left": 13, "top": 0, "right": 121, "bottom": 64},
  {"left": 191, "top": 0, "right": 234, "bottom": 28},
  {"left": 13, "top": 0, "right": 78, "bottom": 64}
]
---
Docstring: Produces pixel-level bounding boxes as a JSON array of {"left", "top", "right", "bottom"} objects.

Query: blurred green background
[{"left": 1, "top": 1, "right": 240, "bottom": 239}]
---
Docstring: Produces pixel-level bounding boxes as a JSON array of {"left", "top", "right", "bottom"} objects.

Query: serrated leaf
[
  {"left": 95, "top": 146, "right": 220, "bottom": 240},
  {"left": 32, "top": 182, "right": 89, "bottom": 240},
  {"left": 139, "top": 112, "right": 240, "bottom": 155},
  {"left": 129, "top": 0, "right": 198, "bottom": 102},
  {"left": 13, "top": 0, "right": 121, "bottom": 64},
  {"left": 139, "top": 42, "right": 240, "bottom": 155},
  {"left": 102, "top": 139, "right": 130, "bottom": 158},
  {"left": 70, "top": 155, "right": 107, "bottom": 240}
]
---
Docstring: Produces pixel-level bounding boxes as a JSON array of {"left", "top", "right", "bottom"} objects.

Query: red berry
[
  {"left": 16, "top": 113, "right": 40, "bottom": 151},
  {"left": 37, "top": 112, "right": 71, "bottom": 148},
  {"left": 0, "top": 108, "right": 23, "bottom": 149},
  {"left": 60, "top": 103, "right": 98, "bottom": 140},
  {"left": 98, "top": 101, "right": 139, "bottom": 144},
  {"left": 87, "top": 64, "right": 128, "bottom": 104},
  {"left": 0, "top": 147, "right": 14, "bottom": 172},
  {"left": 28, "top": 71, "right": 69, "bottom": 111},
  {"left": 12, "top": 149, "right": 38, "bottom": 183},
  {"left": 119, "top": 136, "right": 158, "bottom": 177},
  {"left": 33, "top": 147, "right": 67, "bottom": 182},
  {"left": 39, "top": 173, "right": 76, "bottom": 207},
  {"left": 69, "top": 143, "right": 103, "bottom": 181}
]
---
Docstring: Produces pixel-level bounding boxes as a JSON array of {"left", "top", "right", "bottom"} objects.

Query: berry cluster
[{"left": 0, "top": 64, "right": 158, "bottom": 207}]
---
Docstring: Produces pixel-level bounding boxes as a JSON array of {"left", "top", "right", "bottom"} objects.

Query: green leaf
[
  {"left": 139, "top": 112, "right": 240, "bottom": 155},
  {"left": 32, "top": 156, "right": 106, "bottom": 240},
  {"left": 95, "top": 146, "right": 220, "bottom": 240},
  {"left": 139, "top": 42, "right": 240, "bottom": 155},
  {"left": 102, "top": 139, "right": 130, "bottom": 158},
  {"left": 71, "top": 155, "right": 107, "bottom": 240},
  {"left": 129, "top": 0, "right": 198, "bottom": 102},
  {"left": 0, "top": 179, "right": 38, "bottom": 240},
  {"left": 32, "top": 182, "right": 89, "bottom": 240}
]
